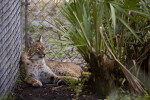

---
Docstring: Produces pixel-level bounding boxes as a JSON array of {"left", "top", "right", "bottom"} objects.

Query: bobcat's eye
[{"left": 38, "top": 48, "right": 42, "bottom": 51}]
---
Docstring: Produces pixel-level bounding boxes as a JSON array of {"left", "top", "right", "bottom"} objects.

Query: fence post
[{"left": 22, "top": 0, "right": 30, "bottom": 48}]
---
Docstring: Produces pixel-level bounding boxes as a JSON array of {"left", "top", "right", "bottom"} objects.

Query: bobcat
[{"left": 20, "top": 36, "right": 86, "bottom": 87}]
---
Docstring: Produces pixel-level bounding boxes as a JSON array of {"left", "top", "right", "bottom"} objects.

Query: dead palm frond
[{"left": 99, "top": 27, "right": 146, "bottom": 94}]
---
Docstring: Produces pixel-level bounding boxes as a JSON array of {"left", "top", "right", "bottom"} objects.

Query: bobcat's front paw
[{"left": 32, "top": 81, "right": 43, "bottom": 87}]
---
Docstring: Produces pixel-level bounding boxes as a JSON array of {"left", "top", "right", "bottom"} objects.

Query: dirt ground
[{"left": 12, "top": 82, "right": 100, "bottom": 100}]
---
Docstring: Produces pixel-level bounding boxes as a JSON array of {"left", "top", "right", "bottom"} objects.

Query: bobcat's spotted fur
[{"left": 20, "top": 36, "right": 85, "bottom": 87}]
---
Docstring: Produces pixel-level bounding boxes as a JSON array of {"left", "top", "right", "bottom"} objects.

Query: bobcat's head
[{"left": 27, "top": 36, "right": 46, "bottom": 60}]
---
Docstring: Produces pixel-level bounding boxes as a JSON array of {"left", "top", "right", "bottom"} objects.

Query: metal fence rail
[
  {"left": 0, "top": 0, "right": 22, "bottom": 98},
  {"left": 23, "top": 0, "right": 86, "bottom": 67}
]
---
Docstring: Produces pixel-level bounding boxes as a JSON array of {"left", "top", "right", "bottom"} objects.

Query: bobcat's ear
[
  {"left": 27, "top": 37, "right": 34, "bottom": 47},
  {"left": 38, "top": 35, "right": 43, "bottom": 43}
]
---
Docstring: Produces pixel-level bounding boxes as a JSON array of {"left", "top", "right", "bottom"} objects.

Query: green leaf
[
  {"left": 83, "top": 5, "right": 92, "bottom": 40},
  {"left": 129, "top": 9, "right": 150, "bottom": 18},
  {"left": 117, "top": 16, "right": 143, "bottom": 43},
  {"left": 123, "top": 0, "right": 140, "bottom": 8},
  {"left": 73, "top": 12, "right": 91, "bottom": 47},
  {"left": 105, "top": 4, "right": 116, "bottom": 54},
  {"left": 110, "top": 3, "right": 116, "bottom": 33},
  {"left": 113, "top": 3, "right": 139, "bottom": 24}
]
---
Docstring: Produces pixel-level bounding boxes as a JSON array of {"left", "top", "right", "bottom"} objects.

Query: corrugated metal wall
[{"left": 0, "top": 0, "right": 22, "bottom": 98}]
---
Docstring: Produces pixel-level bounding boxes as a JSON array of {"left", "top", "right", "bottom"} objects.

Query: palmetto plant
[{"left": 52, "top": 0, "right": 150, "bottom": 94}]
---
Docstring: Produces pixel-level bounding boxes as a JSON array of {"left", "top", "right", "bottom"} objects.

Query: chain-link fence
[
  {"left": 0, "top": 0, "right": 22, "bottom": 98},
  {"left": 22, "top": 0, "right": 86, "bottom": 67},
  {"left": 0, "top": 0, "right": 86, "bottom": 98}
]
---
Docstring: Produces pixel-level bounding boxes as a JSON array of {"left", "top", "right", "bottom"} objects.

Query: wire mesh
[
  {"left": 23, "top": 0, "right": 86, "bottom": 67},
  {"left": 0, "top": 0, "right": 22, "bottom": 98}
]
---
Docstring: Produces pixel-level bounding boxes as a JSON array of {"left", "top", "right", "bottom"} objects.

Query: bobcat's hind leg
[
  {"left": 48, "top": 74, "right": 65, "bottom": 85},
  {"left": 24, "top": 76, "right": 43, "bottom": 87},
  {"left": 56, "top": 76, "right": 79, "bottom": 85},
  {"left": 49, "top": 74, "right": 79, "bottom": 85}
]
